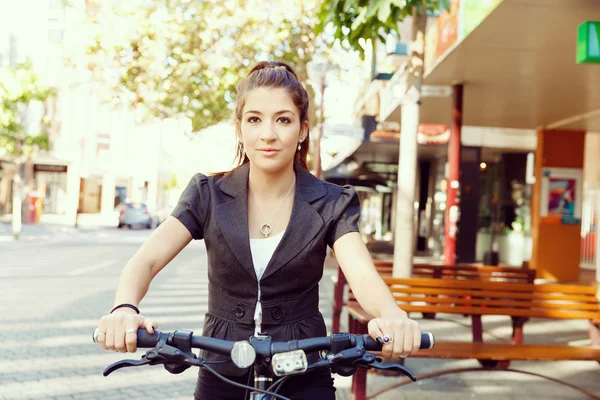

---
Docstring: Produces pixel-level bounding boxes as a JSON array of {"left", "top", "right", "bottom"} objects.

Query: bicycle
[{"left": 93, "top": 329, "right": 435, "bottom": 400}]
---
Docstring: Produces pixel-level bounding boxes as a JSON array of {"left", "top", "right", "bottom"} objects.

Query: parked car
[{"left": 117, "top": 202, "right": 157, "bottom": 229}]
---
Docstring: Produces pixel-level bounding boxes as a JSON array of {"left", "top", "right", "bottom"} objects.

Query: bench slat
[
  {"left": 411, "top": 342, "right": 600, "bottom": 361},
  {"left": 380, "top": 268, "right": 534, "bottom": 278},
  {"left": 383, "top": 277, "right": 599, "bottom": 295},
  {"left": 348, "top": 301, "right": 600, "bottom": 321},
  {"left": 396, "top": 304, "right": 600, "bottom": 320},
  {"left": 385, "top": 287, "right": 598, "bottom": 303},
  {"left": 391, "top": 295, "right": 600, "bottom": 311}
]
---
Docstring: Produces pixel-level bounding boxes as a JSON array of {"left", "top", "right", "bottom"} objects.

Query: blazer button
[
  {"left": 271, "top": 306, "right": 283, "bottom": 321},
  {"left": 235, "top": 305, "right": 245, "bottom": 318}
]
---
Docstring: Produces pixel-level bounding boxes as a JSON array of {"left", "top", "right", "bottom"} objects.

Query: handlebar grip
[
  {"left": 364, "top": 332, "right": 435, "bottom": 351},
  {"left": 136, "top": 330, "right": 161, "bottom": 348},
  {"left": 420, "top": 332, "right": 434, "bottom": 349},
  {"left": 92, "top": 329, "right": 162, "bottom": 348}
]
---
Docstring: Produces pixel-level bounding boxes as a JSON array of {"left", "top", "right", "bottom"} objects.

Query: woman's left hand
[{"left": 367, "top": 311, "right": 422, "bottom": 359}]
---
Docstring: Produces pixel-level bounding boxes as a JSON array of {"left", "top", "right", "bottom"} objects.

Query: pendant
[{"left": 260, "top": 224, "right": 272, "bottom": 237}]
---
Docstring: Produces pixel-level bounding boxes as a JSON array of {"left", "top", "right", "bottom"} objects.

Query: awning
[
  {"left": 33, "top": 153, "right": 71, "bottom": 166},
  {"left": 323, "top": 156, "right": 389, "bottom": 188},
  {"left": 384, "top": 0, "right": 600, "bottom": 132}
]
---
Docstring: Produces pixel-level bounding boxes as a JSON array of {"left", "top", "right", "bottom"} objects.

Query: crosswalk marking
[{"left": 67, "top": 259, "right": 117, "bottom": 276}]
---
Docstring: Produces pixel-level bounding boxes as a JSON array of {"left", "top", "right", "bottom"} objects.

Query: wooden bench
[
  {"left": 347, "top": 278, "right": 600, "bottom": 400},
  {"left": 331, "top": 261, "right": 536, "bottom": 333}
]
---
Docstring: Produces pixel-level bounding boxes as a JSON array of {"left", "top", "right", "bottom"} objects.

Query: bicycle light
[
  {"left": 230, "top": 341, "right": 256, "bottom": 369},
  {"left": 271, "top": 350, "right": 307, "bottom": 377}
]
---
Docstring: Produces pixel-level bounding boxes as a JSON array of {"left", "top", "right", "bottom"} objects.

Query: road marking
[{"left": 67, "top": 260, "right": 117, "bottom": 276}]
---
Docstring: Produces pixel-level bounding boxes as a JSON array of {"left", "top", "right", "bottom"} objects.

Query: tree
[
  {"left": 316, "top": 0, "right": 446, "bottom": 57},
  {"left": 317, "top": 0, "right": 446, "bottom": 277},
  {"left": 0, "top": 59, "right": 55, "bottom": 239},
  {"left": 76, "top": 0, "right": 327, "bottom": 133}
]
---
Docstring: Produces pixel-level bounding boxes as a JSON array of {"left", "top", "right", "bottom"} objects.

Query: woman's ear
[
  {"left": 299, "top": 121, "right": 309, "bottom": 143},
  {"left": 235, "top": 120, "right": 243, "bottom": 143}
]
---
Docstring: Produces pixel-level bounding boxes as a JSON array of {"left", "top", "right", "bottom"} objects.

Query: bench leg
[
  {"left": 471, "top": 315, "right": 483, "bottom": 343},
  {"left": 590, "top": 321, "right": 600, "bottom": 347},
  {"left": 351, "top": 321, "right": 369, "bottom": 400},
  {"left": 332, "top": 266, "right": 346, "bottom": 333},
  {"left": 348, "top": 312, "right": 355, "bottom": 334},
  {"left": 473, "top": 315, "right": 511, "bottom": 368},
  {"left": 511, "top": 317, "right": 528, "bottom": 345}
]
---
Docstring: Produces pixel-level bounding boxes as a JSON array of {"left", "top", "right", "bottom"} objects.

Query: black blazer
[{"left": 171, "top": 163, "right": 360, "bottom": 375}]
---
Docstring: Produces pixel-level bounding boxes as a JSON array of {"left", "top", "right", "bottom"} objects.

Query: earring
[
  {"left": 240, "top": 144, "right": 244, "bottom": 153},
  {"left": 297, "top": 143, "right": 302, "bottom": 151}
]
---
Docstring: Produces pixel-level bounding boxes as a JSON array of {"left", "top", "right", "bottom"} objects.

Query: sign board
[
  {"left": 364, "top": 162, "right": 398, "bottom": 175},
  {"left": 34, "top": 164, "right": 68, "bottom": 173},
  {"left": 322, "top": 124, "right": 364, "bottom": 141},
  {"left": 421, "top": 85, "right": 452, "bottom": 98},
  {"left": 320, "top": 124, "right": 364, "bottom": 171},
  {"left": 577, "top": 21, "right": 600, "bottom": 64}
]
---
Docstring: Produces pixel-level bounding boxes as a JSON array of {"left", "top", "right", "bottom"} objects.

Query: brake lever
[
  {"left": 369, "top": 359, "right": 417, "bottom": 382},
  {"left": 103, "top": 351, "right": 157, "bottom": 376}
]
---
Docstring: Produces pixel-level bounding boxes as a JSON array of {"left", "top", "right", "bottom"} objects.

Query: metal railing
[{"left": 580, "top": 189, "right": 599, "bottom": 271}]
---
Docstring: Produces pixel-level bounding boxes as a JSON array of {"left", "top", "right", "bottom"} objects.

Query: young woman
[{"left": 95, "top": 61, "right": 422, "bottom": 399}]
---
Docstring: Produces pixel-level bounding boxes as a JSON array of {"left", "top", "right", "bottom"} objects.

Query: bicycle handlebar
[
  {"left": 122, "top": 330, "right": 434, "bottom": 354},
  {"left": 92, "top": 328, "right": 435, "bottom": 398}
]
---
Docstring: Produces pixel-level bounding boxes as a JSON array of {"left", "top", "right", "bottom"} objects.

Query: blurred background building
[
  {"left": 338, "top": 0, "right": 600, "bottom": 280},
  {"left": 0, "top": 0, "right": 214, "bottom": 226},
  {"left": 1, "top": 0, "right": 598, "bottom": 280}
]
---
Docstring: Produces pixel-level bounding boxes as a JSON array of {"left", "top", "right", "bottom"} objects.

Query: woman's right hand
[{"left": 95, "top": 309, "right": 158, "bottom": 353}]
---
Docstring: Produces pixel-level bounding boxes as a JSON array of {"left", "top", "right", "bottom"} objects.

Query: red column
[{"left": 444, "top": 84, "right": 463, "bottom": 266}]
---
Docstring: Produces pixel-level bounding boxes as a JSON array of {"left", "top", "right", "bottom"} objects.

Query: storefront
[
  {"left": 415, "top": 0, "right": 600, "bottom": 279},
  {"left": 323, "top": 122, "right": 449, "bottom": 257},
  {"left": 33, "top": 162, "right": 69, "bottom": 214},
  {"left": 0, "top": 159, "right": 16, "bottom": 214}
]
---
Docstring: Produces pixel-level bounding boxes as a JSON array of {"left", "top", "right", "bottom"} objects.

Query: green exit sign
[{"left": 577, "top": 21, "right": 600, "bottom": 64}]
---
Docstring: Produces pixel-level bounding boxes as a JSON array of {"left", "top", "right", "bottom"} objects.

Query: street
[
  {"left": 1, "top": 228, "right": 205, "bottom": 399},
  {"left": 0, "top": 227, "right": 345, "bottom": 400},
  {"left": 1, "top": 227, "right": 600, "bottom": 400}
]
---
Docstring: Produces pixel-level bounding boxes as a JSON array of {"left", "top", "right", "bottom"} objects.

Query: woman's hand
[
  {"left": 95, "top": 309, "right": 158, "bottom": 353},
  {"left": 367, "top": 310, "right": 421, "bottom": 359}
]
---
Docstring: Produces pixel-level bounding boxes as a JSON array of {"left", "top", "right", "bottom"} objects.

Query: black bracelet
[{"left": 111, "top": 303, "right": 140, "bottom": 314}]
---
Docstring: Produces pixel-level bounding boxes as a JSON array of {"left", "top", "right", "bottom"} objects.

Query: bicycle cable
[{"left": 201, "top": 364, "right": 292, "bottom": 400}]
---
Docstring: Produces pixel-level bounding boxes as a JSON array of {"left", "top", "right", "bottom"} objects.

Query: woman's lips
[{"left": 259, "top": 149, "right": 280, "bottom": 155}]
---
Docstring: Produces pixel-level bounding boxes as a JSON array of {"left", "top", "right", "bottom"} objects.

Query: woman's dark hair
[{"left": 233, "top": 61, "right": 310, "bottom": 170}]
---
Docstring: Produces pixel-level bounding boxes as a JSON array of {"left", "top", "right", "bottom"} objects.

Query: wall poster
[{"left": 540, "top": 168, "right": 583, "bottom": 224}]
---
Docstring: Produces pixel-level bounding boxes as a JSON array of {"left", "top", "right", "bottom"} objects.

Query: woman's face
[{"left": 238, "top": 87, "right": 308, "bottom": 173}]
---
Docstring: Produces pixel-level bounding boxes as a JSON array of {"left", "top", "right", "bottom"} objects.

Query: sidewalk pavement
[
  {"left": 0, "top": 213, "right": 118, "bottom": 243},
  {"left": 332, "top": 298, "right": 600, "bottom": 399}
]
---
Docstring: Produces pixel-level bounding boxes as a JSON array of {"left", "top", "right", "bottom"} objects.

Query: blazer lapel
[
  {"left": 215, "top": 164, "right": 257, "bottom": 281},
  {"left": 262, "top": 167, "right": 327, "bottom": 280}
]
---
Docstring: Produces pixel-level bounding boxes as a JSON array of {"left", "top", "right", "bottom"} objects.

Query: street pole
[
  {"left": 392, "top": 6, "right": 428, "bottom": 278},
  {"left": 315, "top": 74, "right": 325, "bottom": 179},
  {"left": 12, "top": 137, "right": 23, "bottom": 240},
  {"left": 596, "top": 193, "right": 600, "bottom": 282},
  {"left": 444, "top": 84, "right": 463, "bottom": 266},
  {"left": 308, "top": 61, "right": 328, "bottom": 180}
]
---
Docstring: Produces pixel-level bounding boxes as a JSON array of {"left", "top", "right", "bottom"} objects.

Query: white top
[
  {"left": 250, "top": 230, "right": 285, "bottom": 280},
  {"left": 249, "top": 230, "right": 285, "bottom": 335}
]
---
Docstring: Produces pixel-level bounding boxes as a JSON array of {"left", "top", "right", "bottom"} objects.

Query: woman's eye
[
  {"left": 247, "top": 116, "right": 260, "bottom": 123},
  {"left": 278, "top": 117, "right": 291, "bottom": 124}
]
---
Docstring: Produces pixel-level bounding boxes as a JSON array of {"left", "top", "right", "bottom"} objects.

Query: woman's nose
[{"left": 260, "top": 123, "right": 278, "bottom": 140}]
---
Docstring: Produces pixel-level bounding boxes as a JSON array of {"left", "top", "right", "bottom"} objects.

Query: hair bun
[{"left": 247, "top": 61, "right": 299, "bottom": 80}]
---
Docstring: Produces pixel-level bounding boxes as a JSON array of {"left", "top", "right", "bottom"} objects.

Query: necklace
[{"left": 250, "top": 177, "right": 296, "bottom": 237}]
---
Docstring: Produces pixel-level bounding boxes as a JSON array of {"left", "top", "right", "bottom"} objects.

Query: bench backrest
[
  {"left": 372, "top": 260, "right": 536, "bottom": 283},
  {"left": 371, "top": 277, "right": 600, "bottom": 321}
]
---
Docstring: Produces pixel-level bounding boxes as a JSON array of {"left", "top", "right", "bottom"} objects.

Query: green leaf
[
  {"left": 351, "top": 6, "right": 369, "bottom": 30},
  {"left": 377, "top": 0, "right": 392, "bottom": 22},
  {"left": 0, "top": 59, "right": 55, "bottom": 158},
  {"left": 72, "top": 0, "right": 326, "bottom": 132}
]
